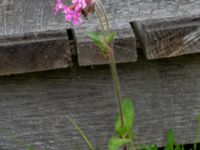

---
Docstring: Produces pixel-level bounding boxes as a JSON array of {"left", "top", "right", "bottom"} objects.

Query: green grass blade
[
  {"left": 66, "top": 115, "right": 95, "bottom": 150},
  {"left": 194, "top": 113, "right": 200, "bottom": 150}
]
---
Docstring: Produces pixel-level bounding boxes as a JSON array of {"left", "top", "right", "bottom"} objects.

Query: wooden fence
[{"left": 0, "top": 0, "right": 200, "bottom": 149}]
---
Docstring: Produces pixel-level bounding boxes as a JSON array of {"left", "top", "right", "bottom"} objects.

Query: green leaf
[
  {"left": 175, "top": 144, "right": 180, "bottom": 150},
  {"left": 115, "top": 97, "right": 134, "bottom": 137},
  {"left": 152, "top": 145, "right": 158, "bottom": 150},
  {"left": 107, "top": 32, "right": 117, "bottom": 44},
  {"left": 108, "top": 137, "right": 130, "bottom": 150},
  {"left": 143, "top": 145, "right": 158, "bottom": 150},
  {"left": 167, "top": 129, "right": 175, "bottom": 145},
  {"left": 26, "top": 147, "right": 34, "bottom": 150},
  {"left": 181, "top": 145, "right": 185, "bottom": 150},
  {"left": 164, "top": 129, "right": 176, "bottom": 150},
  {"left": 86, "top": 32, "right": 107, "bottom": 51},
  {"left": 143, "top": 145, "right": 151, "bottom": 150}
]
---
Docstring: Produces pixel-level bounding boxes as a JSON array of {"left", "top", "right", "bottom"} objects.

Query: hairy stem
[
  {"left": 107, "top": 46, "right": 128, "bottom": 150},
  {"left": 96, "top": 0, "right": 110, "bottom": 33},
  {"left": 107, "top": 45, "right": 124, "bottom": 127},
  {"left": 96, "top": 1, "right": 127, "bottom": 149},
  {"left": 96, "top": 11, "right": 105, "bottom": 34}
]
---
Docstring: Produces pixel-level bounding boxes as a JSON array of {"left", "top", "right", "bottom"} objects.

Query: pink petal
[
  {"left": 72, "top": 0, "right": 78, "bottom": 4},
  {"left": 54, "top": 0, "right": 64, "bottom": 15}
]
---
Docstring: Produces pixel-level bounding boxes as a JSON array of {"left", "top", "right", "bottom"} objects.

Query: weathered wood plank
[
  {"left": 132, "top": 15, "right": 200, "bottom": 59},
  {"left": 0, "top": 54, "right": 200, "bottom": 149},
  {"left": 1, "top": 0, "right": 200, "bottom": 67},
  {"left": 1, "top": 0, "right": 200, "bottom": 36},
  {"left": 0, "top": 30, "right": 72, "bottom": 76}
]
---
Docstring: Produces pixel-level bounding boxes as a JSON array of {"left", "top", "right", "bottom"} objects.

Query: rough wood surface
[
  {"left": 0, "top": 30, "right": 71, "bottom": 76},
  {"left": 1, "top": 0, "right": 200, "bottom": 67},
  {"left": 0, "top": 53, "right": 200, "bottom": 149},
  {"left": 132, "top": 15, "right": 200, "bottom": 59},
  {"left": 1, "top": 0, "right": 200, "bottom": 36}
]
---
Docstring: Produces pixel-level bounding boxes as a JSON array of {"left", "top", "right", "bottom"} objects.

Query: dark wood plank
[
  {"left": 132, "top": 15, "right": 200, "bottom": 59},
  {"left": 0, "top": 54, "right": 200, "bottom": 149},
  {"left": 0, "top": 30, "right": 72, "bottom": 76}
]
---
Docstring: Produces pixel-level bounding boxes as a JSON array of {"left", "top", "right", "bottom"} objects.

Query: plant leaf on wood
[
  {"left": 107, "top": 32, "right": 117, "bottom": 44},
  {"left": 164, "top": 129, "right": 176, "bottom": 150},
  {"left": 86, "top": 31, "right": 117, "bottom": 57},
  {"left": 115, "top": 97, "right": 134, "bottom": 138},
  {"left": 86, "top": 32, "right": 107, "bottom": 50},
  {"left": 108, "top": 137, "right": 130, "bottom": 150}
]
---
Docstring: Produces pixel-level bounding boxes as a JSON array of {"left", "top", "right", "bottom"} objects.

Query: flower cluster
[{"left": 54, "top": 0, "right": 94, "bottom": 26}]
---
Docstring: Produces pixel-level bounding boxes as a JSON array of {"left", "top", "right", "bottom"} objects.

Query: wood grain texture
[
  {"left": 0, "top": 54, "right": 200, "bottom": 149},
  {"left": 1, "top": 0, "right": 200, "bottom": 36},
  {"left": 132, "top": 15, "right": 200, "bottom": 59},
  {"left": 1, "top": 0, "right": 200, "bottom": 66},
  {"left": 0, "top": 30, "right": 71, "bottom": 76}
]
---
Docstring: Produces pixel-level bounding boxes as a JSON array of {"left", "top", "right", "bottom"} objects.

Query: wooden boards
[
  {"left": 132, "top": 15, "right": 200, "bottom": 59},
  {"left": 0, "top": 30, "right": 72, "bottom": 75},
  {"left": 1, "top": 0, "right": 200, "bottom": 70},
  {"left": 0, "top": 54, "right": 200, "bottom": 149}
]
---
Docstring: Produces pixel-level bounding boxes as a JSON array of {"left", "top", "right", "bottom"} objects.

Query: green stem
[
  {"left": 107, "top": 45, "right": 124, "bottom": 127},
  {"left": 66, "top": 115, "right": 95, "bottom": 150},
  {"left": 96, "top": 0, "right": 110, "bottom": 33},
  {"left": 96, "top": 11, "right": 105, "bottom": 34},
  {"left": 194, "top": 113, "right": 200, "bottom": 150},
  {"left": 107, "top": 46, "right": 128, "bottom": 150},
  {"left": 96, "top": 1, "right": 127, "bottom": 149}
]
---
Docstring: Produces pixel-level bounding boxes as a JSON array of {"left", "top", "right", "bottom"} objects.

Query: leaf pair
[
  {"left": 108, "top": 98, "right": 135, "bottom": 150},
  {"left": 86, "top": 32, "right": 117, "bottom": 56},
  {"left": 115, "top": 98, "right": 135, "bottom": 138}
]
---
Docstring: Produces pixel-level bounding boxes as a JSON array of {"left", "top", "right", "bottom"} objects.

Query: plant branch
[
  {"left": 66, "top": 115, "right": 95, "bottom": 150},
  {"left": 107, "top": 45, "right": 124, "bottom": 127}
]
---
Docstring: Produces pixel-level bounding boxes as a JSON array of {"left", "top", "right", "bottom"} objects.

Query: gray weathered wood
[
  {"left": 132, "top": 15, "right": 200, "bottom": 59},
  {"left": 1, "top": 0, "right": 200, "bottom": 68},
  {"left": 1, "top": 0, "right": 200, "bottom": 36},
  {"left": 0, "top": 53, "right": 200, "bottom": 149},
  {"left": 0, "top": 30, "right": 71, "bottom": 76}
]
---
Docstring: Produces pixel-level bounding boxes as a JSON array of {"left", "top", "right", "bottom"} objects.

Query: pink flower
[
  {"left": 54, "top": 0, "right": 64, "bottom": 15},
  {"left": 66, "top": 11, "right": 83, "bottom": 26},
  {"left": 63, "top": 6, "right": 83, "bottom": 26},
  {"left": 54, "top": 0, "right": 94, "bottom": 26},
  {"left": 72, "top": 0, "right": 87, "bottom": 10}
]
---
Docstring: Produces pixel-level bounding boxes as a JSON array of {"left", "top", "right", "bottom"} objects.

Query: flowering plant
[
  {"left": 54, "top": 0, "right": 135, "bottom": 150},
  {"left": 54, "top": 0, "right": 94, "bottom": 26},
  {"left": 53, "top": 1, "right": 200, "bottom": 150}
]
